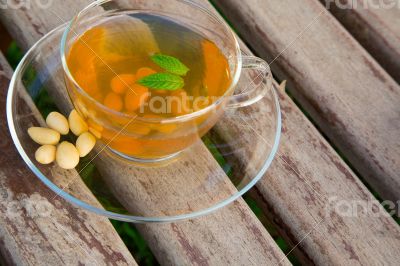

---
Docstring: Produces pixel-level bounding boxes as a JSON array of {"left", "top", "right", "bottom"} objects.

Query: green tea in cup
[{"left": 65, "top": 14, "right": 232, "bottom": 159}]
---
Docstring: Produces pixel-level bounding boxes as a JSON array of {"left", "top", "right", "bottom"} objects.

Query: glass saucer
[{"left": 7, "top": 24, "right": 281, "bottom": 223}]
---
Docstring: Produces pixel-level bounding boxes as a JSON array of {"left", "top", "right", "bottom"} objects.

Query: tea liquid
[
  {"left": 67, "top": 13, "right": 232, "bottom": 158},
  {"left": 68, "top": 14, "right": 231, "bottom": 115}
]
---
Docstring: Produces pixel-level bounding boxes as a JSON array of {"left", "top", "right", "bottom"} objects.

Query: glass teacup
[{"left": 61, "top": 0, "right": 272, "bottom": 162}]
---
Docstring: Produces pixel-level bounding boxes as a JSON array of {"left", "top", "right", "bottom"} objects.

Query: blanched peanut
[
  {"left": 124, "top": 84, "right": 150, "bottom": 112},
  {"left": 68, "top": 109, "right": 88, "bottom": 136},
  {"left": 28, "top": 127, "right": 60, "bottom": 145},
  {"left": 111, "top": 74, "right": 136, "bottom": 94},
  {"left": 76, "top": 132, "right": 96, "bottom": 157},
  {"left": 35, "top": 145, "right": 56, "bottom": 164},
  {"left": 104, "top": 92, "right": 123, "bottom": 112},
  {"left": 56, "top": 141, "right": 80, "bottom": 169},
  {"left": 46, "top": 111, "right": 69, "bottom": 135}
]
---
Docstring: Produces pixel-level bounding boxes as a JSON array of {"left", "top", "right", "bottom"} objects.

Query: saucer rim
[{"left": 7, "top": 23, "right": 282, "bottom": 223}]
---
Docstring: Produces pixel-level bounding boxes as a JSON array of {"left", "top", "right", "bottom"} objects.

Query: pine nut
[
  {"left": 28, "top": 127, "right": 60, "bottom": 145},
  {"left": 56, "top": 141, "right": 80, "bottom": 169},
  {"left": 68, "top": 109, "right": 88, "bottom": 136},
  {"left": 35, "top": 145, "right": 56, "bottom": 164},
  {"left": 46, "top": 111, "right": 69, "bottom": 135},
  {"left": 76, "top": 132, "right": 96, "bottom": 157}
]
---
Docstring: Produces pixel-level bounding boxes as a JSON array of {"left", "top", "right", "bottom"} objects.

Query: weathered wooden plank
[
  {"left": 213, "top": 0, "right": 400, "bottom": 206},
  {"left": 0, "top": 53, "right": 136, "bottom": 265},
  {"left": 5, "top": 0, "right": 400, "bottom": 265},
  {"left": 215, "top": 78, "right": 400, "bottom": 265},
  {"left": 96, "top": 142, "right": 288, "bottom": 265},
  {"left": 205, "top": 1, "right": 400, "bottom": 265},
  {"left": 0, "top": 2, "right": 290, "bottom": 265},
  {"left": 320, "top": 0, "right": 400, "bottom": 82}
]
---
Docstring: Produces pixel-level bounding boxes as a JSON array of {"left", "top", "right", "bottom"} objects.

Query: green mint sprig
[
  {"left": 136, "top": 53, "right": 189, "bottom": 91},
  {"left": 137, "top": 73, "right": 184, "bottom": 90},
  {"left": 151, "top": 54, "right": 189, "bottom": 76}
]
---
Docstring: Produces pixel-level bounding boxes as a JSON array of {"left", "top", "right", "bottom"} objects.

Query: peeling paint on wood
[
  {"left": 210, "top": 0, "right": 400, "bottom": 263},
  {"left": 319, "top": 0, "right": 400, "bottom": 83},
  {"left": 0, "top": 54, "right": 136, "bottom": 265},
  {"left": 213, "top": 0, "right": 400, "bottom": 211},
  {"left": 0, "top": 1, "right": 290, "bottom": 265}
]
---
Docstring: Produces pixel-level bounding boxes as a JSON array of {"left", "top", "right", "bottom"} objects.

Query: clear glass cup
[
  {"left": 61, "top": 0, "right": 272, "bottom": 162},
  {"left": 8, "top": 23, "right": 280, "bottom": 222}
]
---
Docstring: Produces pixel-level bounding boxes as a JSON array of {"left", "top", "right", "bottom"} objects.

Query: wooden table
[{"left": 0, "top": 0, "right": 399, "bottom": 265}]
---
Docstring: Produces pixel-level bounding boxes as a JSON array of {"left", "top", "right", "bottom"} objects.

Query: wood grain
[
  {"left": 206, "top": 1, "right": 400, "bottom": 264},
  {"left": 96, "top": 142, "right": 288, "bottom": 265},
  {"left": 5, "top": 1, "right": 399, "bottom": 265},
  {"left": 213, "top": 0, "right": 400, "bottom": 206},
  {"left": 214, "top": 79, "right": 400, "bottom": 265},
  {"left": 0, "top": 53, "right": 136, "bottom": 265},
  {"left": 0, "top": 2, "right": 290, "bottom": 265},
  {"left": 319, "top": 0, "right": 400, "bottom": 82}
]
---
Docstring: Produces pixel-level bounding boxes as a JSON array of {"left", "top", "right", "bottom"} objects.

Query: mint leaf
[
  {"left": 151, "top": 54, "right": 189, "bottom": 76},
  {"left": 137, "top": 73, "right": 184, "bottom": 90}
]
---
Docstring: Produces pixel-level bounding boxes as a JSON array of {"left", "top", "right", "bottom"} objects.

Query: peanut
[
  {"left": 28, "top": 127, "right": 60, "bottom": 145},
  {"left": 46, "top": 111, "right": 69, "bottom": 135},
  {"left": 76, "top": 132, "right": 96, "bottom": 157},
  {"left": 68, "top": 109, "right": 88, "bottom": 136},
  {"left": 35, "top": 145, "right": 56, "bottom": 164},
  {"left": 56, "top": 141, "right": 80, "bottom": 169}
]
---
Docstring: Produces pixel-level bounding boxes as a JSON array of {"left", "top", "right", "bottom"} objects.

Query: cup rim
[
  {"left": 7, "top": 23, "right": 282, "bottom": 223},
  {"left": 60, "top": 0, "right": 242, "bottom": 123}
]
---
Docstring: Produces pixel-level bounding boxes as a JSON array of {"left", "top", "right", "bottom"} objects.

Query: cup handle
[{"left": 226, "top": 55, "right": 272, "bottom": 108}]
